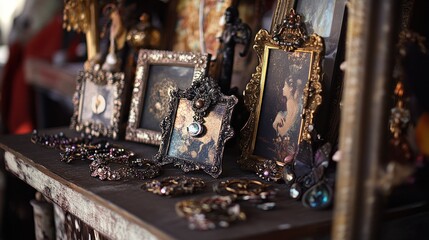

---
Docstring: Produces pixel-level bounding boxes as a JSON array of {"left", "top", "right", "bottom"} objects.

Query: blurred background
[{"left": 0, "top": 0, "right": 428, "bottom": 239}]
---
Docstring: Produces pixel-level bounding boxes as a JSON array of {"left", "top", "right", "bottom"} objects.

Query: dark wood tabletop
[{"left": 0, "top": 128, "right": 333, "bottom": 240}]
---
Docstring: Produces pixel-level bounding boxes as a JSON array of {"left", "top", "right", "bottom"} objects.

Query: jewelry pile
[
  {"left": 141, "top": 176, "right": 206, "bottom": 197},
  {"left": 31, "top": 130, "right": 161, "bottom": 180},
  {"left": 175, "top": 195, "right": 245, "bottom": 230}
]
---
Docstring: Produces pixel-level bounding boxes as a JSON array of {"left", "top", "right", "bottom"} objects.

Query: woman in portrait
[{"left": 272, "top": 75, "right": 303, "bottom": 163}]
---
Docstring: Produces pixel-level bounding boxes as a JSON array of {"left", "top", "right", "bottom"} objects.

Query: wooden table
[{"left": 0, "top": 127, "right": 333, "bottom": 240}]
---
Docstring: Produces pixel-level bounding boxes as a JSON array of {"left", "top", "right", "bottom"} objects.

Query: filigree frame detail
[
  {"left": 239, "top": 21, "right": 324, "bottom": 172},
  {"left": 125, "top": 50, "right": 210, "bottom": 145},
  {"left": 154, "top": 77, "right": 237, "bottom": 178},
  {"left": 272, "top": 9, "right": 308, "bottom": 51},
  {"left": 70, "top": 69, "right": 125, "bottom": 139}
]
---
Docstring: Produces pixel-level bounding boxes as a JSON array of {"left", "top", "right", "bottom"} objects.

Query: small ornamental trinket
[
  {"left": 89, "top": 156, "right": 161, "bottom": 181},
  {"left": 141, "top": 176, "right": 206, "bottom": 197},
  {"left": 214, "top": 179, "right": 278, "bottom": 204},
  {"left": 91, "top": 94, "right": 106, "bottom": 114},
  {"left": 175, "top": 195, "right": 246, "bottom": 230},
  {"left": 301, "top": 182, "right": 333, "bottom": 209},
  {"left": 255, "top": 159, "right": 283, "bottom": 182},
  {"left": 187, "top": 122, "right": 204, "bottom": 137}
]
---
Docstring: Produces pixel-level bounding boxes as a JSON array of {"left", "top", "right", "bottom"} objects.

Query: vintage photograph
[
  {"left": 155, "top": 76, "right": 238, "bottom": 178},
  {"left": 253, "top": 49, "right": 311, "bottom": 162},
  {"left": 270, "top": 0, "right": 347, "bottom": 144},
  {"left": 138, "top": 65, "right": 195, "bottom": 132},
  {"left": 125, "top": 50, "right": 210, "bottom": 145},
  {"left": 240, "top": 10, "right": 324, "bottom": 173},
  {"left": 80, "top": 80, "right": 114, "bottom": 126},
  {"left": 167, "top": 99, "right": 224, "bottom": 164}
]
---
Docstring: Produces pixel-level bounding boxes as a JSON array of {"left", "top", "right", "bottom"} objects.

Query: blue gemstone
[
  {"left": 302, "top": 182, "right": 332, "bottom": 209},
  {"left": 187, "top": 122, "right": 202, "bottom": 137},
  {"left": 289, "top": 183, "right": 301, "bottom": 199}
]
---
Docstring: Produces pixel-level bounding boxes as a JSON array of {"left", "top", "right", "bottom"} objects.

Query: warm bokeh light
[
  {"left": 0, "top": 1, "right": 26, "bottom": 64},
  {"left": 0, "top": 1, "right": 26, "bottom": 44},
  {"left": 416, "top": 112, "right": 429, "bottom": 156}
]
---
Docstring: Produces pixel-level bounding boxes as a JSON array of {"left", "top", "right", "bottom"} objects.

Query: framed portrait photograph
[
  {"left": 253, "top": 48, "right": 312, "bottom": 162},
  {"left": 126, "top": 50, "right": 210, "bottom": 145},
  {"left": 271, "top": 0, "right": 347, "bottom": 144},
  {"left": 240, "top": 10, "right": 324, "bottom": 174},
  {"left": 155, "top": 77, "right": 237, "bottom": 178},
  {"left": 70, "top": 69, "right": 125, "bottom": 139}
]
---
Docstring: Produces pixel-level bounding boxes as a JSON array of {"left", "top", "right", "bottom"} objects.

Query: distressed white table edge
[{"left": 4, "top": 150, "right": 174, "bottom": 240}]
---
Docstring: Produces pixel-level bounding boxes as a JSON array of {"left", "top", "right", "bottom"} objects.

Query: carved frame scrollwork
[
  {"left": 239, "top": 9, "right": 324, "bottom": 174},
  {"left": 70, "top": 68, "right": 125, "bottom": 139},
  {"left": 125, "top": 50, "right": 210, "bottom": 145},
  {"left": 154, "top": 77, "right": 237, "bottom": 178}
]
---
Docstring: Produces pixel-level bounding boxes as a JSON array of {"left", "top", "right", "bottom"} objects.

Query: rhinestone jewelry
[
  {"left": 89, "top": 155, "right": 161, "bottom": 181},
  {"left": 175, "top": 195, "right": 246, "bottom": 230},
  {"left": 214, "top": 179, "right": 278, "bottom": 203},
  {"left": 141, "top": 176, "right": 205, "bottom": 197}
]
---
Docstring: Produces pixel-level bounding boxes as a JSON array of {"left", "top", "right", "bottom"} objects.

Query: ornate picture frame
[
  {"left": 70, "top": 68, "right": 125, "bottom": 139},
  {"left": 240, "top": 10, "right": 324, "bottom": 179},
  {"left": 271, "top": 0, "right": 347, "bottom": 144},
  {"left": 155, "top": 77, "right": 237, "bottom": 178},
  {"left": 125, "top": 50, "right": 210, "bottom": 145}
]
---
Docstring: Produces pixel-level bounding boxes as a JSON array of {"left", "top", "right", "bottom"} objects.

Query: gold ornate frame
[
  {"left": 70, "top": 68, "right": 125, "bottom": 139},
  {"left": 239, "top": 10, "right": 324, "bottom": 175},
  {"left": 125, "top": 50, "right": 210, "bottom": 145}
]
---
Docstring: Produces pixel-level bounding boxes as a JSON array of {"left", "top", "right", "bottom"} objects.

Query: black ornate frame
[{"left": 154, "top": 77, "right": 237, "bottom": 178}]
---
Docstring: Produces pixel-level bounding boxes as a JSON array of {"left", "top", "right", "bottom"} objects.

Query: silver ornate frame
[
  {"left": 125, "top": 50, "right": 210, "bottom": 145},
  {"left": 70, "top": 69, "right": 125, "bottom": 139}
]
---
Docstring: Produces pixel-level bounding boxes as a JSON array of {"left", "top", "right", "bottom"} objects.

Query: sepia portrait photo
[
  {"left": 167, "top": 99, "right": 224, "bottom": 164},
  {"left": 253, "top": 48, "right": 311, "bottom": 163},
  {"left": 155, "top": 76, "right": 237, "bottom": 178}
]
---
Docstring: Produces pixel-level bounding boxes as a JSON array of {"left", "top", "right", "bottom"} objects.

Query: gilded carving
[{"left": 240, "top": 10, "right": 324, "bottom": 176}]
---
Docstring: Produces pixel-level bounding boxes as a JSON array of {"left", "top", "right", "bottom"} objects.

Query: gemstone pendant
[
  {"left": 301, "top": 182, "right": 332, "bottom": 209},
  {"left": 289, "top": 183, "right": 302, "bottom": 199},
  {"left": 282, "top": 165, "right": 295, "bottom": 185},
  {"left": 187, "top": 122, "right": 204, "bottom": 137}
]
